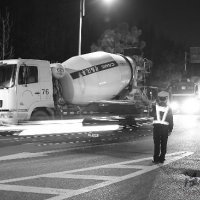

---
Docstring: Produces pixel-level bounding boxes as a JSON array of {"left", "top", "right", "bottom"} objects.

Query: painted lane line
[
  {"left": 45, "top": 152, "right": 194, "bottom": 200},
  {"left": 45, "top": 174, "right": 118, "bottom": 181},
  {"left": 0, "top": 151, "right": 192, "bottom": 184},
  {"left": 103, "top": 165, "right": 149, "bottom": 170},
  {"left": 0, "top": 152, "right": 47, "bottom": 161},
  {"left": 0, "top": 184, "right": 74, "bottom": 195},
  {"left": 0, "top": 151, "right": 193, "bottom": 200},
  {"left": 0, "top": 149, "right": 66, "bottom": 162}
]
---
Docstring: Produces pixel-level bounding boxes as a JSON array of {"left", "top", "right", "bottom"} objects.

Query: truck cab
[{"left": 0, "top": 59, "right": 54, "bottom": 124}]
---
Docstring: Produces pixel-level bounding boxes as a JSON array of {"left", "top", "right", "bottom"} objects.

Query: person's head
[{"left": 157, "top": 91, "right": 169, "bottom": 106}]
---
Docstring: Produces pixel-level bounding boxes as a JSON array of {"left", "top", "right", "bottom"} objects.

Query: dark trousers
[{"left": 153, "top": 124, "right": 169, "bottom": 162}]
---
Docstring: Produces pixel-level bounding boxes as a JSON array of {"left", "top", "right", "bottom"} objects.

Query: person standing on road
[{"left": 151, "top": 91, "right": 173, "bottom": 163}]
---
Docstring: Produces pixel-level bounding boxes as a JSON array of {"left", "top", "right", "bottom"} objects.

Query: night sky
[{"left": 1, "top": 0, "right": 200, "bottom": 62}]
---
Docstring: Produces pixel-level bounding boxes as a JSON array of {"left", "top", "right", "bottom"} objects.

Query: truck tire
[{"left": 30, "top": 110, "right": 50, "bottom": 121}]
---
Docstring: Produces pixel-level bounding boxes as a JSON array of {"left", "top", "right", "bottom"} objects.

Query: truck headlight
[
  {"left": 170, "top": 101, "right": 179, "bottom": 110},
  {"left": 181, "top": 98, "right": 200, "bottom": 114}
]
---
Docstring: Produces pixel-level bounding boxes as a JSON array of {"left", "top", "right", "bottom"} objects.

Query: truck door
[{"left": 17, "top": 65, "right": 41, "bottom": 120}]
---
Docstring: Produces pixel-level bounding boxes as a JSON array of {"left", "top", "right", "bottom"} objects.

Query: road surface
[{"left": 0, "top": 115, "right": 200, "bottom": 200}]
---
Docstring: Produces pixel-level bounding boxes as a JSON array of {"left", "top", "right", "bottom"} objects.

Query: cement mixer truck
[{"left": 0, "top": 51, "right": 151, "bottom": 125}]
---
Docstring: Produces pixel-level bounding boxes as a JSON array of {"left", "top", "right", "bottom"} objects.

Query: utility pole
[
  {"left": 78, "top": 0, "right": 85, "bottom": 55},
  {"left": 184, "top": 51, "right": 187, "bottom": 72}
]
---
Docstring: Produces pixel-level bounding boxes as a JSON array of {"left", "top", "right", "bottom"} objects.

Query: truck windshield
[{"left": 0, "top": 64, "right": 17, "bottom": 89}]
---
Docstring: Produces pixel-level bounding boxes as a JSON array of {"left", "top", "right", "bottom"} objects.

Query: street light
[
  {"left": 102, "top": 0, "right": 116, "bottom": 6},
  {"left": 78, "top": 0, "right": 116, "bottom": 55}
]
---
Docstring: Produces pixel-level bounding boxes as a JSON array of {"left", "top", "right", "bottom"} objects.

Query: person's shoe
[
  {"left": 159, "top": 159, "right": 165, "bottom": 163},
  {"left": 152, "top": 160, "right": 159, "bottom": 164}
]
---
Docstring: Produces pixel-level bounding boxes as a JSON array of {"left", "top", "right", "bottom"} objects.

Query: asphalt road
[{"left": 0, "top": 115, "right": 200, "bottom": 200}]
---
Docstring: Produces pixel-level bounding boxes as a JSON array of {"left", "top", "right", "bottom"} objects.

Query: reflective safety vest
[{"left": 153, "top": 104, "right": 169, "bottom": 125}]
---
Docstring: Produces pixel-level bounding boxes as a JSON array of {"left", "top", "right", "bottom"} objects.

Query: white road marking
[
  {"left": 0, "top": 152, "right": 46, "bottom": 161},
  {"left": 0, "top": 184, "right": 73, "bottom": 195},
  {"left": 0, "top": 151, "right": 193, "bottom": 200},
  {"left": 46, "top": 174, "right": 118, "bottom": 181},
  {"left": 0, "top": 150, "right": 65, "bottom": 161}
]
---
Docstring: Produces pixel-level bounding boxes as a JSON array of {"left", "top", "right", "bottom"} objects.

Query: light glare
[
  {"left": 102, "top": 0, "right": 116, "bottom": 5},
  {"left": 181, "top": 98, "right": 200, "bottom": 114},
  {"left": 170, "top": 101, "right": 179, "bottom": 110},
  {"left": 19, "top": 123, "right": 120, "bottom": 136},
  {"left": 170, "top": 98, "right": 200, "bottom": 114}
]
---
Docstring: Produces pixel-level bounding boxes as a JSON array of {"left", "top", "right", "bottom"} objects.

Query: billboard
[{"left": 190, "top": 47, "right": 200, "bottom": 63}]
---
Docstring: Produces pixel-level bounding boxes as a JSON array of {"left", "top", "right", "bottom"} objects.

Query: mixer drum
[{"left": 60, "top": 51, "right": 135, "bottom": 105}]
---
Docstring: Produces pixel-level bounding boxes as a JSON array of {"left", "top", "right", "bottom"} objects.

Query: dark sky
[
  {"left": 144, "top": 0, "right": 200, "bottom": 46},
  {"left": 1, "top": 0, "right": 200, "bottom": 61}
]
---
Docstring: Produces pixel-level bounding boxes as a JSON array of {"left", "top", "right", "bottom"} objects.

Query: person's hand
[{"left": 168, "top": 131, "right": 172, "bottom": 136}]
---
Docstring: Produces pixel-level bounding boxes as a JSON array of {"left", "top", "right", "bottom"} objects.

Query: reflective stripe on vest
[{"left": 153, "top": 105, "right": 169, "bottom": 125}]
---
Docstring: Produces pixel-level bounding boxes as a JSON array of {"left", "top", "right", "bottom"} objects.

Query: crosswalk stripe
[{"left": 0, "top": 151, "right": 193, "bottom": 200}]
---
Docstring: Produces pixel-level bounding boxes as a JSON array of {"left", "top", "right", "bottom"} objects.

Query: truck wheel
[{"left": 30, "top": 110, "right": 49, "bottom": 121}]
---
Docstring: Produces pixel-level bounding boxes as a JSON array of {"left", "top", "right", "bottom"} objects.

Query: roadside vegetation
[{"left": 90, "top": 22, "right": 186, "bottom": 87}]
